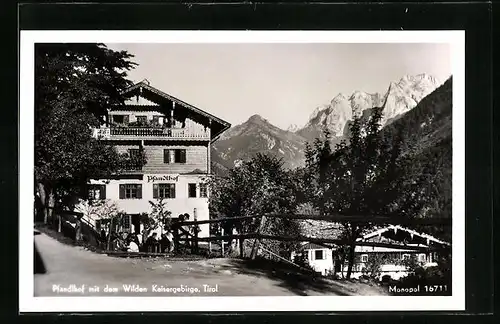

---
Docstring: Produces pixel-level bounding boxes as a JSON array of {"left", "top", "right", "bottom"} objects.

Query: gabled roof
[
  {"left": 121, "top": 81, "right": 231, "bottom": 141},
  {"left": 301, "top": 242, "right": 334, "bottom": 250},
  {"left": 296, "top": 221, "right": 450, "bottom": 251},
  {"left": 357, "top": 225, "right": 450, "bottom": 247},
  {"left": 297, "top": 219, "right": 344, "bottom": 240}
]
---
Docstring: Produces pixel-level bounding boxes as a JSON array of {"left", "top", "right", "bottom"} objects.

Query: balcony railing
[{"left": 92, "top": 127, "right": 210, "bottom": 140}]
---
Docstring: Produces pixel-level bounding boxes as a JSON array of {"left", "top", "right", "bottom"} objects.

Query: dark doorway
[
  {"left": 334, "top": 253, "right": 341, "bottom": 272},
  {"left": 131, "top": 214, "right": 141, "bottom": 234}
]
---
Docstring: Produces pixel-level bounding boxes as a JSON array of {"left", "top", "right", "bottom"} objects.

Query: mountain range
[{"left": 211, "top": 73, "right": 447, "bottom": 173}]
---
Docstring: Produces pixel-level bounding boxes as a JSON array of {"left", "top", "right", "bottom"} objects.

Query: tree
[
  {"left": 35, "top": 43, "right": 138, "bottom": 227},
  {"left": 74, "top": 199, "right": 122, "bottom": 242},
  {"left": 141, "top": 198, "right": 172, "bottom": 243},
  {"left": 208, "top": 153, "right": 302, "bottom": 258},
  {"left": 303, "top": 108, "right": 436, "bottom": 279}
]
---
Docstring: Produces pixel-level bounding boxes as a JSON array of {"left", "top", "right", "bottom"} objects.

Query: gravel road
[{"left": 34, "top": 232, "right": 388, "bottom": 297}]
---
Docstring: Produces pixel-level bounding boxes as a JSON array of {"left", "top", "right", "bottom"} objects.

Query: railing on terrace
[
  {"left": 92, "top": 127, "right": 210, "bottom": 139},
  {"left": 119, "top": 164, "right": 143, "bottom": 171}
]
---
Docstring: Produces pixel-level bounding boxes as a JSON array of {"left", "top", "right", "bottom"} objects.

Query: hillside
[
  {"left": 383, "top": 77, "right": 452, "bottom": 155},
  {"left": 387, "top": 77, "right": 452, "bottom": 225}
]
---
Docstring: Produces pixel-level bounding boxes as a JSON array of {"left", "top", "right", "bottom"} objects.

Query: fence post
[
  {"left": 193, "top": 226, "right": 199, "bottom": 255},
  {"left": 221, "top": 227, "right": 225, "bottom": 257},
  {"left": 250, "top": 215, "right": 266, "bottom": 260},
  {"left": 173, "top": 223, "right": 180, "bottom": 254},
  {"left": 193, "top": 208, "right": 199, "bottom": 254},
  {"left": 106, "top": 216, "right": 114, "bottom": 251}
]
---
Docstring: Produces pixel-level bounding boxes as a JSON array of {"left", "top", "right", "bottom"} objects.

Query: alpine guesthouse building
[{"left": 87, "top": 80, "right": 230, "bottom": 238}]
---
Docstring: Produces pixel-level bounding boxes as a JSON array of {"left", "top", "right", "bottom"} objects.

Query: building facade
[
  {"left": 84, "top": 80, "right": 230, "bottom": 238},
  {"left": 291, "top": 224, "right": 450, "bottom": 280}
]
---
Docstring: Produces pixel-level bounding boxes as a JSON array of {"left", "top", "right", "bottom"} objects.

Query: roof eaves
[
  {"left": 358, "top": 224, "right": 451, "bottom": 246},
  {"left": 123, "top": 82, "right": 231, "bottom": 129}
]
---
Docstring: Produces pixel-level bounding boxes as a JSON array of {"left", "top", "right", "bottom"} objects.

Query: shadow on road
[{"left": 217, "top": 257, "right": 351, "bottom": 296}]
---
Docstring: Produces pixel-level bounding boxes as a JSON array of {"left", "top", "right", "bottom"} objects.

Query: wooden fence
[
  {"left": 173, "top": 213, "right": 452, "bottom": 258},
  {"left": 38, "top": 207, "right": 451, "bottom": 258},
  {"left": 178, "top": 214, "right": 452, "bottom": 226}
]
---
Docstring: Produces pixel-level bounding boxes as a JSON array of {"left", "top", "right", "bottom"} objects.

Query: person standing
[
  {"left": 159, "top": 233, "right": 170, "bottom": 253},
  {"left": 100, "top": 229, "right": 107, "bottom": 250},
  {"left": 136, "top": 232, "right": 143, "bottom": 250},
  {"left": 171, "top": 216, "right": 182, "bottom": 253},
  {"left": 146, "top": 232, "right": 159, "bottom": 253}
]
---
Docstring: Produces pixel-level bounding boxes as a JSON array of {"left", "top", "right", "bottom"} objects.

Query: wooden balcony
[{"left": 92, "top": 127, "right": 210, "bottom": 141}]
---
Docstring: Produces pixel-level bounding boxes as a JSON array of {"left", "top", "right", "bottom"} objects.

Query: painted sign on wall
[{"left": 146, "top": 175, "right": 180, "bottom": 182}]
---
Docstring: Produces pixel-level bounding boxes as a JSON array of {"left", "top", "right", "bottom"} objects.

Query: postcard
[{"left": 20, "top": 30, "right": 465, "bottom": 312}]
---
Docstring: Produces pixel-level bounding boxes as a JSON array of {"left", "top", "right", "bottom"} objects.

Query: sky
[{"left": 106, "top": 43, "right": 451, "bottom": 130}]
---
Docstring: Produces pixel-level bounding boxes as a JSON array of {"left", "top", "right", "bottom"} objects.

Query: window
[
  {"left": 153, "top": 183, "right": 176, "bottom": 199},
  {"left": 128, "top": 148, "right": 141, "bottom": 159},
  {"left": 163, "top": 149, "right": 170, "bottom": 163},
  {"left": 361, "top": 254, "right": 368, "bottom": 263},
  {"left": 121, "top": 214, "right": 131, "bottom": 231},
  {"left": 188, "top": 183, "right": 197, "bottom": 198},
  {"left": 163, "top": 149, "right": 186, "bottom": 164},
  {"left": 119, "top": 184, "right": 142, "bottom": 199},
  {"left": 199, "top": 183, "right": 208, "bottom": 198},
  {"left": 88, "top": 184, "right": 106, "bottom": 200},
  {"left": 113, "top": 115, "right": 129, "bottom": 125},
  {"left": 152, "top": 116, "right": 160, "bottom": 125},
  {"left": 136, "top": 116, "right": 147, "bottom": 124},
  {"left": 314, "top": 250, "right": 324, "bottom": 260},
  {"left": 418, "top": 254, "right": 426, "bottom": 262},
  {"left": 174, "top": 149, "right": 186, "bottom": 163}
]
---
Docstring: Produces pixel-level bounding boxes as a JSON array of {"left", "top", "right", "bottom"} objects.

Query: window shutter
[
  {"left": 124, "top": 215, "right": 131, "bottom": 231},
  {"left": 100, "top": 185, "right": 106, "bottom": 199},
  {"left": 123, "top": 115, "right": 129, "bottom": 124},
  {"left": 180, "top": 149, "right": 186, "bottom": 163},
  {"left": 136, "top": 184, "right": 142, "bottom": 199},
  {"left": 153, "top": 184, "right": 159, "bottom": 199},
  {"left": 119, "top": 184, "right": 125, "bottom": 199},
  {"left": 163, "top": 149, "right": 170, "bottom": 164},
  {"left": 170, "top": 184, "right": 176, "bottom": 198}
]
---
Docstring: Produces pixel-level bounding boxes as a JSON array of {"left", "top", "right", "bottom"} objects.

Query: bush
[
  {"left": 361, "top": 254, "right": 385, "bottom": 280},
  {"left": 292, "top": 251, "right": 314, "bottom": 271},
  {"left": 381, "top": 275, "right": 392, "bottom": 283},
  {"left": 396, "top": 255, "right": 452, "bottom": 295}
]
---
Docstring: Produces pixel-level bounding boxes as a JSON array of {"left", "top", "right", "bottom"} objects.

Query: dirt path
[{"left": 34, "top": 233, "right": 388, "bottom": 297}]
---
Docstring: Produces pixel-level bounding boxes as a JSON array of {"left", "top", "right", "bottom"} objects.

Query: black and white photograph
[{"left": 20, "top": 31, "right": 465, "bottom": 312}]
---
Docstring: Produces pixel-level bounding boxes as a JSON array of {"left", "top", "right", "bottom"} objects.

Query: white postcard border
[{"left": 19, "top": 30, "right": 465, "bottom": 312}]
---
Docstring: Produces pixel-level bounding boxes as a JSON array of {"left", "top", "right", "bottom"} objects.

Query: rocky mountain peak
[
  {"left": 247, "top": 114, "right": 268, "bottom": 124},
  {"left": 287, "top": 124, "right": 300, "bottom": 132},
  {"left": 387, "top": 81, "right": 401, "bottom": 92},
  {"left": 381, "top": 74, "right": 441, "bottom": 123},
  {"left": 211, "top": 73, "right": 448, "bottom": 177},
  {"left": 211, "top": 114, "right": 308, "bottom": 171},
  {"left": 331, "top": 93, "right": 348, "bottom": 103},
  {"left": 298, "top": 73, "right": 440, "bottom": 140}
]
